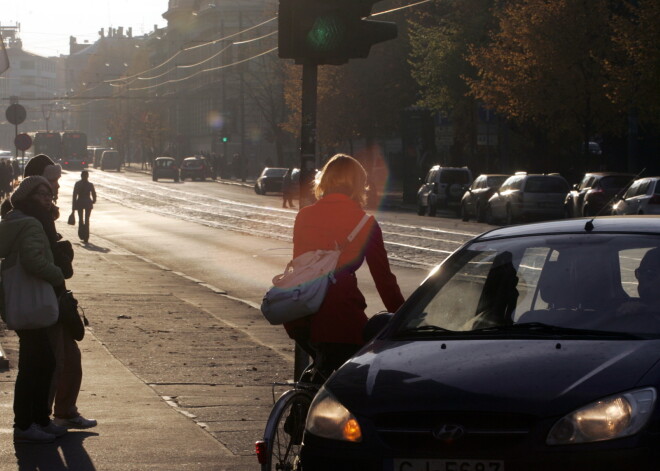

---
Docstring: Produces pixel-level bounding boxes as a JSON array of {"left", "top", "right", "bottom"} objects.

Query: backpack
[{"left": 261, "top": 214, "right": 371, "bottom": 325}]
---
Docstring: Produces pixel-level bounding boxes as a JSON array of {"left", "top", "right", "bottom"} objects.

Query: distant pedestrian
[
  {"left": 72, "top": 171, "right": 96, "bottom": 244},
  {"left": 282, "top": 167, "right": 295, "bottom": 208},
  {"left": 0, "top": 176, "right": 67, "bottom": 444}
]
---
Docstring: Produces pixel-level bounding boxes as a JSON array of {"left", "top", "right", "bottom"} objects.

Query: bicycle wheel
[{"left": 261, "top": 389, "right": 313, "bottom": 471}]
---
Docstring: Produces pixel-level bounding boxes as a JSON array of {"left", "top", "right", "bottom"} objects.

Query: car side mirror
[{"left": 363, "top": 312, "right": 394, "bottom": 343}]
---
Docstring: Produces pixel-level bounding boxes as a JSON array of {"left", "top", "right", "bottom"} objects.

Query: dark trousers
[{"left": 14, "top": 328, "right": 56, "bottom": 430}]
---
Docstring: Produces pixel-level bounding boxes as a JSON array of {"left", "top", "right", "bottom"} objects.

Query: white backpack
[{"left": 261, "top": 214, "right": 371, "bottom": 325}]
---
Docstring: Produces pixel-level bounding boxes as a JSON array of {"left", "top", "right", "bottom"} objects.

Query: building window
[{"left": 20, "top": 60, "right": 35, "bottom": 70}]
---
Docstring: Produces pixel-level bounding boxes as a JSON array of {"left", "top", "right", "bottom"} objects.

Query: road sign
[
  {"left": 14, "top": 133, "right": 32, "bottom": 151},
  {"left": 5, "top": 103, "right": 26, "bottom": 125}
]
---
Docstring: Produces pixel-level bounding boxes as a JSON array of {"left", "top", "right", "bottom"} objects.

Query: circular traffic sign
[
  {"left": 5, "top": 104, "right": 27, "bottom": 125},
  {"left": 14, "top": 133, "right": 32, "bottom": 151}
]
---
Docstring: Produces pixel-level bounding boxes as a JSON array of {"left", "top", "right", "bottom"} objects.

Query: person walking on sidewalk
[
  {"left": 282, "top": 167, "right": 295, "bottom": 208},
  {"left": 72, "top": 171, "right": 96, "bottom": 244},
  {"left": 283, "top": 154, "right": 405, "bottom": 375},
  {"left": 0, "top": 176, "right": 67, "bottom": 444},
  {"left": 21, "top": 155, "right": 97, "bottom": 431}
]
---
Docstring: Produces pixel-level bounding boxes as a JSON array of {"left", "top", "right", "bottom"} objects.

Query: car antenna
[
  {"left": 585, "top": 219, "right": 595, "bottom": 232},
  {"left": 595, "top": 167, "right": 646, "bottom": 217}
]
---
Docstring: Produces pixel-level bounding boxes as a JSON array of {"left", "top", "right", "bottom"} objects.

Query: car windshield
[
  {"left": 486, "top": 176, "right": 508, "bottom": 188},
  {"left": 439, "top": 170, "right": 470, "bottom": 184},
  {"left": 600, "top": 176, "right": 633, "bottom": 190},
  {"left": 263, "top": 168, "right": 287, "bottom": 177},
  {"left": 525, "top": 177, "right": 568, "bottom": 193},
  {"left": 394, "top": 233, "right": 660, "bottom": 338}
]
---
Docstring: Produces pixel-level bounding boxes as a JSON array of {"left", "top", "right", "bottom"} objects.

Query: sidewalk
[{"left": 0, "top": 223, "right": 289, "bottom": 470}]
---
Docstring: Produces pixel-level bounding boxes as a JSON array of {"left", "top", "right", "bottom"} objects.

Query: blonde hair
[{"left": 314, "top": 154, "right": 368, "bottom": 206}]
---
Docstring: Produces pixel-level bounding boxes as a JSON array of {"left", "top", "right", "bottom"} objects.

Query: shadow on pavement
[
  {"left": 77, "top": 243, "right": 110, "bottom": 253},
  {"left": 15, "top": 431, "right": 98, "bottom": 471}
]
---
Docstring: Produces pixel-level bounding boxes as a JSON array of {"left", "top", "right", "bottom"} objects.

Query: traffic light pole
[{"left": 294, "top": 62, "right": 318, "bottom": 380}]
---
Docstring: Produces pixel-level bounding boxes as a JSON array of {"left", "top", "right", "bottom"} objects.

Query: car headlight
[
  {"left": 547, "top": 387, "right": 656, "bottom": 445},
  {"left": 305, "top": 386, "right": 362, "bottom": 442}
]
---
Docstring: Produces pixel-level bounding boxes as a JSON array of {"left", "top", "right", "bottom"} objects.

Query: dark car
[
  {"left": 152, "top": 157, "right": 179, "bottom": 182},
  {"left": 180, "top": 156, "right": 210, "bottom": 181},
  {"left": 300, "top": 216, "right": 660, "bottom": 471},
  {"left": 255, "top": 167, "right": 288, "bottom": 195},
  {"left": 460, "top": 174, "right": 510, "bottom": 222},
  {"left": 565, "top": 172, "right": 635, "bottom": 217}
]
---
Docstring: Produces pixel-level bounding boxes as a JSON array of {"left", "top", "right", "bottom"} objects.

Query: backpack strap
[{"left": 347, "top": 213, "right": 372, "bottom": 243}]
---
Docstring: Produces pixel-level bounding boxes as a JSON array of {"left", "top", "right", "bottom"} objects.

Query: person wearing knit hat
[
  {"left": 0, "top": 174, "right": 66, "bottom": 443},
  {"left": 9, "top": 175, "right": 52, "bottom": 207},
  {"left": 24, "top": 154, "right": 62, "bottom": 200}
]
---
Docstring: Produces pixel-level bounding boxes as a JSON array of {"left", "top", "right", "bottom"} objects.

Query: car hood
[{"left": 328, "top": 339, "right": 660, "bottom": 418}]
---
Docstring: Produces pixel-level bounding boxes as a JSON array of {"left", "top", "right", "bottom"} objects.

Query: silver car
[
  {"left": 486, "top": 173, "right": 570, "bottom": 225},
  {"left": 612, "top": 177, "right": 660, "bottom": 215}
]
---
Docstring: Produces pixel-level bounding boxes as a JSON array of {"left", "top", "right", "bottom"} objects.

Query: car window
[
  {"left": 396, "top": 234, "right": 660, "bottom": 337},
  {"left": 578, "top": 175, "right": 592, "bottom": 190},
  {"left": 655, "top": 180, "right": 660, "bottom": 195},
  {"left": 425, "top": 170, "right": 436, "bottom": 184},
  {"left": 524, "top": 177, "right": 568, "bottom": 193},
  {"left": 265, "top": 168, "right": 287, "bottom": 177},
  {"left": 624, "top": 181, "right": 641, "bottom": 199},
  {"left": 439, "top": 169, "right": 470, "bottom": 184}
]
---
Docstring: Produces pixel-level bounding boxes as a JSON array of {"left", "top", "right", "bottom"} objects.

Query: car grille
[{"left": 374, "top": 411, "right": 532, "bottom": 453}]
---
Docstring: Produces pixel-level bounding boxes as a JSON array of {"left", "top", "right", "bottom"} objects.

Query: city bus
[
  {"left": 33, "top": 131, "right": 62, "bottom": 161},
  {"left": 61, "top": 132, "right": 88, "bottom": 169}
]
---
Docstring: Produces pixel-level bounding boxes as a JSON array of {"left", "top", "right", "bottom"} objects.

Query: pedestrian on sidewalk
[
  {"left": 283, "top": 154, "right": 405, "bottom": 376},
  {"left": 282, "top": 167, "right": 295, "bottom": 209},
  {"left": 72, "top": 171, "right": 96, "bottom": 244},
  {"left": 21, "top": 154, "right": 97, "bottom": 431},
  {"left": 0, "top": 176, "right": 67, "bottom": 444}
]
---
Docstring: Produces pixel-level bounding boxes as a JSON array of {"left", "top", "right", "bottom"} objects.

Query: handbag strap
[{"left": 346, "top": 213, "right": 371, "bottom": 243}]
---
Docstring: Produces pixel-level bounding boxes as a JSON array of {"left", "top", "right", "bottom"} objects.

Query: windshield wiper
[
  {"left": 394, "top": 325, "right": 454, "bottom": 337},
  {"left": 473, "top": 322, "right": 642, "bottom": 339}
]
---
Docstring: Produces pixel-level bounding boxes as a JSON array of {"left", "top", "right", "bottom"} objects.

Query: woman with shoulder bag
[
  {"left": 0, "top": 176, "right": 67, "bottom": 444},
  {"left": 283, "top": 154, "right": 405, "bottom": 376}
]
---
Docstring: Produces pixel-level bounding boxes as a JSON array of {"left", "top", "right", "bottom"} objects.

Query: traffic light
[
  {"left": 278, "top": 0, "right": 397, "bottom": 65},
  {"left": 221, "top": 136, "right": 230, "bottom": 143}
]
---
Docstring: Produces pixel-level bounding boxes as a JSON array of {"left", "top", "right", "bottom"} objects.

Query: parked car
[
  {"left": 565, "top": 172, "right": 635, "bottom": 217},
  {"left": 460, "top": 174, "right": 510, "bottom": 222},
  {"left": 486, "top": 173, "right": 569, "bottom": 225},
  {"left": 612, "top": 177, "right": 660, "bottom": 215},
  {"left": 152, "top": 157, "right": 179, "bottom": 182},
  {"left": 254, "top": 167, "right": 288, "bottom": 195},
  {"left": 417, "top": 166, "right": 473, "bottom": 216},
  {"left": 93, "top": 147, "right": 111, "bottom": 168},
  {"left": 180, "top": 156, "right": 210, "bottom": 181},
  {"left": 100, "top": 150, "right": 121, "bottom": 171},
  {"left": 300, "top": 216, "right": 660, "bottom": 471}
]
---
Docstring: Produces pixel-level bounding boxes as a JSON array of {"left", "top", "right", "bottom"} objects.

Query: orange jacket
[{"left": 284, "top": 193, "right": 404, "bottom": 345}]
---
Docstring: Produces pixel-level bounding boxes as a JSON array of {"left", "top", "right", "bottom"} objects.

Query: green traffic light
[
  {"left": 307, "top": 15, "right": 345, "bottom": 52},
  {"left": 221, "top": 136, "right": 229, "bottom": 143}
]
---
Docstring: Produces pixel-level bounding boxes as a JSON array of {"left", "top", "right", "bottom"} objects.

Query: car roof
[
  {"left": 155, "top": 156, "right": 175, "bottom": 160},
  {"left": 584, "top": 172, "right": 636, "bottom": 177},
  {"left": 476, "top": 215, "right": 660, "bottom": 241}
]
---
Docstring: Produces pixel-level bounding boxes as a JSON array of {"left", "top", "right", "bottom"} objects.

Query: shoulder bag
[
  {"left": 58, "top": 290, "right": 87, "bottom": 341},
  {"left": 261, "top": 214, "right": 371, "bottom": 325},
  {"left": 2, "top": 252, "right": 59, "bottom": 330}
]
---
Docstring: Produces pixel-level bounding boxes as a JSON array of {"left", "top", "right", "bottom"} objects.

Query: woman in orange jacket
[{"left": 284, "top": 154, "right": 404, "bottom": 374}]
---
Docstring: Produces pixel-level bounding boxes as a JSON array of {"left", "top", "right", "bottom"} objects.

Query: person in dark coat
[
  {"left": 72, "top": 171, "right": 96, "bottom": 243},
  {"left": 283, "top": 154, "right": 404, "bottom": 375},
  {"left": 282, "top": 167, "right": 295, "bottom": 209},
  {"left": 21, "top": 154, "right": 97, "bottom": 430}
]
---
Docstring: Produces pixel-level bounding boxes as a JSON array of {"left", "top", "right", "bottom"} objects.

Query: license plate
[{"left": 393, "top": 459, "right": 504, "bottom": 471}]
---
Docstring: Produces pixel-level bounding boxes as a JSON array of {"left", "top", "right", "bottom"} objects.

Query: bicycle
[{"left": 255, "top": 361, "right": 328, "bottom": 471}]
